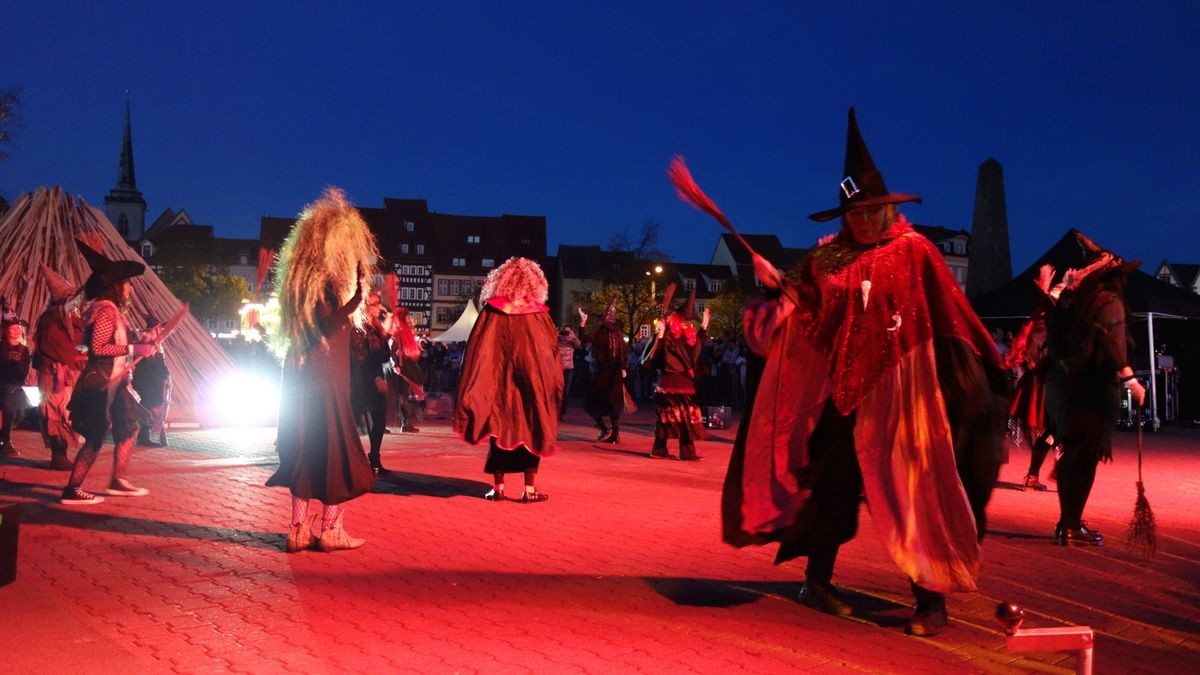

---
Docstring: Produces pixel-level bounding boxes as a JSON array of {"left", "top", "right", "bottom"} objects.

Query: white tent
[{"left": 432, "top": 299, "right": 479, "bottom": 342}]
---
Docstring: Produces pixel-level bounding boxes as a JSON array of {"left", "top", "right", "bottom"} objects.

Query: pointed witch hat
[
  {"left": 40, "top": 264, "right": 81, "bottom": 303},
  {"left": 76, "top": 237, "right": 145, "bottom": 300},
  {"left": 675, "top": 285, "right": 697, "bottom": 321},
  {"left": 808, "top": 107, "right": 922, "bottom": 222},
  {"left": 659, "top": 282, "right": 678, "bottom": 318}
]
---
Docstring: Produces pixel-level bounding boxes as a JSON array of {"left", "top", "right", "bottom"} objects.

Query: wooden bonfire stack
[{"left": 0, "top": 186, "right": 239, "bottom": 423}]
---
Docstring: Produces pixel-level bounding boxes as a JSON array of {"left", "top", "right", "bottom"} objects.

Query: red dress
[{"left": 267, "top": 290, "right": 375, "bottom": 504}]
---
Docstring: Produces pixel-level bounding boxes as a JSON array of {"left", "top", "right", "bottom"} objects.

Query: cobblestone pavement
[{"left": 1, "top": 406, "right": 1197, "bottom": 674}]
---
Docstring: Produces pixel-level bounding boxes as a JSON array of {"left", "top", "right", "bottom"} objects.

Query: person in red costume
[
  {"left": 33, "top": 266, "right": 87, "bottom": 470},
  {"left": 722, "top": 108, "right": 1008, "bottom": 637},
  {"left": 643, "top": 287, "right": 709, "bottom": 461},
  {"left": 455, "top": 257, "right": 562, "bottom": 503}
]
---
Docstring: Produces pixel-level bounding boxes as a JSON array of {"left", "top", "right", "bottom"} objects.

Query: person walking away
[{"left": 455, "top": 257, "right": 562, "bottom": 503}]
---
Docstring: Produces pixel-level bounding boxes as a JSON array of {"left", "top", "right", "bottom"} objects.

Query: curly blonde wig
[
  {"left": 480, "top": 257, "right": 549, "bottom": 303},
  {"left": 272, "top": 187, "right": 379, "bottom": 357}
]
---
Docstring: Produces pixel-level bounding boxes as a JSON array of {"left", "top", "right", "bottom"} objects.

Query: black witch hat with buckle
[{"left": 808, "top": 107, "right": 922, "bottom": 222}]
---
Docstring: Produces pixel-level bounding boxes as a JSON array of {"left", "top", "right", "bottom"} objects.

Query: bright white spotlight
[
  {"left": 21, "top": 386, "right": 42, "bottom": 408},
  {"left": 210, "top": 372, "right": 280, "bottom": 427}
]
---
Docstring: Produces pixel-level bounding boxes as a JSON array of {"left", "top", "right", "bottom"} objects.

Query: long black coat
[{"left": 267, "top": 289, "right": 375, "bottom": 504}]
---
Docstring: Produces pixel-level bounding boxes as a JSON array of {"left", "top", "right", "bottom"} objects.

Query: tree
[
  {"left": 581, "top": 221, "right": 670, "bottom": 340},
  {"left": 0, "top": 88, "right": 21, "bottom": 164},
  {"left": 705, "top": 285, "right": 749, "bottom": 339},
  {"left": 152, "top": 245, "right": 250, "bottom": 328}
]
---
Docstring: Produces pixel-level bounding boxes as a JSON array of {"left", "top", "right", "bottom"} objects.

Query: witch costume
[
  {"left": 268, "top": 285, "right": 376, "bottom": 508},
  {"left": 720, "top": 108, "right": 1007, "bottom": 636},
  {"left": 61, "top": 239, "right": 154, "bottom": 504},
  {"left": 581, "top": 303, "right": 628, "bottom": 443},
  {"left": 34, "top": 266, "right": 86, "bottom": 469},
  {"left": 1042, "top": 233, "right": 1141, "bottom": 546},
  {"left": 642, "top": 287, "right": 706, "bottom": 461},
  {"left": 454, "top": 257, "right": 562, "bottom": 503}
]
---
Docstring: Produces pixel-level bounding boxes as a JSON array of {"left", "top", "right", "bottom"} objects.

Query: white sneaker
[{"left": 105, "top": 479, "right": 149, "bottom": 497}]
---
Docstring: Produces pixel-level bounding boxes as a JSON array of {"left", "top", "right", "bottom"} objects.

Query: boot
[
  {"left": 158, "top": 429, "right": 168, "bottom": 446},
  {"left": 137, "top": 429, "right": 153, "bottom": 447},
  {"left": 604, "top": 419, "right": 620, "bottom": 444},
  {"left": 285, "top": 513, "right": 319, "bottom": 553},
  {"left": 49, "top": 440, "right": 73, "bottom": 471},
  {"left": 679, "top": 443, "right": 702, "bottom": 461},
  {"left": 595, "top": 418, "right": 609, "bottom": 441},
  {"left": 368, "top": 451, "right": 388, "bottom": 474},
  {"left": 316, "top": 513, "right": 365, "bottom": 552},
  {"left": 906, "top": 582, "right": 948, "bottom": 637}
]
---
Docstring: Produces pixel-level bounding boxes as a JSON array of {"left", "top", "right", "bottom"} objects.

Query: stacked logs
[{"left": 0, "top": 186, "right": 239, "bottom": 423}]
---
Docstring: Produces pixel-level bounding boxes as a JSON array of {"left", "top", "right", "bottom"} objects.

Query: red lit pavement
[{"left": 1, "top": 408, "right": 1197, "bottom": 674}]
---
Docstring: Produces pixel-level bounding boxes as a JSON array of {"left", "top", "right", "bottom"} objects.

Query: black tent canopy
[{"left": 970, "top": 228, "right": 1200, "bottom": 425}]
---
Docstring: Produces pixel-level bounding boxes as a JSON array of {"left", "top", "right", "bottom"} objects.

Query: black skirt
[{"left": 483, "top": 439, "right": 541, "bottom": 473}]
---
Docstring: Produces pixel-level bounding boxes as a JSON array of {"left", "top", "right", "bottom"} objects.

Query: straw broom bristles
[{"left": 0, "top": 187, "right": 239, "bottom": 422}]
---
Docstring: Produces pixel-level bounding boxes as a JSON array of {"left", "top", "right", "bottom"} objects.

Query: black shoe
[
  {"left": 1054, "top": 523, "right": 1104, "bottom": 546},
  {"left": 402, "top": 425, "right": 420, "bottom": 433},
  {"left": 61, "top": 486, "right": 105, "bottom": 505},
  {"left": 906, "top": 584, "right": 947, "bottom": 636},
  {"left": 603, "top": 433, "right": 619, "bottom": 444},
  {"left": 519, "top": 490, "right": 549, "bottom": 504},
  {"left": 906, "top": 604, "right": 948, "bottom": 637},
  {"left": 1023, "top": 475, "right": 1048, "bottom": 491},
  {"left": 484, "top": 488, "right": 505, "bottom": 501},
  {"left": 679, "top": 453, "right": 702, "bottom": 462},
  {"left": 596, "top": 428, "right": 609, "bottom": 441},
  {"left": 798, "top": 580, "right": 852, "bottom": 617}
]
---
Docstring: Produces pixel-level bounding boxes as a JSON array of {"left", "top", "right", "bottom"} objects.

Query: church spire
[
  {"left": 116, "top": 91, "right": 137, "bottom": 190},
  {"left": 105, "top": 91, "right": 147, "bottom": 241}
]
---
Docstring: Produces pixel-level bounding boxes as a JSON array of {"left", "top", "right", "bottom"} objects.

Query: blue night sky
[{"left": 2, "top": 1, "right": 1197, "bottom": 274}]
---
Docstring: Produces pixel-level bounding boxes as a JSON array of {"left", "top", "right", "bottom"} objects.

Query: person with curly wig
[
  {"left": 454, "top": 257, "right": 562, "bottom": 503},
  {"left": 266, "top": 187, "right": 378, "bottom": 552}
]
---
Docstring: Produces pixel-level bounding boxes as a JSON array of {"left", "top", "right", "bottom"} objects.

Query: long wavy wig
[
  {"left": 480, "top": 257, "right": 548, "bottom": 303},
  {"left": 271, "top": 187, "right": 379, "bottom": 358}
]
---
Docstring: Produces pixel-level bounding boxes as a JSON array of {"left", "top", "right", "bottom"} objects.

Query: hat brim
[
  {"left": 808, "top": 193, "right": 922, "bottom": 223},
  {"left": 84, "top": 261, "right": 146, "bottom": 299}
]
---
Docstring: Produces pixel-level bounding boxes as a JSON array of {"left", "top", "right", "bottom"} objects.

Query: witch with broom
[
  {"left": 674, "top": 108, "right": 1009, "bottom": 636},
  {"left": 1043, "top": 233, "right": 1146, "bottom": 547}
]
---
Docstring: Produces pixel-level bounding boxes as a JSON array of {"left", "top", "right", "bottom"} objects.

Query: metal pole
[{"left": 1147, "top": 312, "right": 1159, "bottom": 429}]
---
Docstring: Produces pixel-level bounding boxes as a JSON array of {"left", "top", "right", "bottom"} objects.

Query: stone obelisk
[{"left": 966, "top": 158, "right": 1013, "bottom": 296}]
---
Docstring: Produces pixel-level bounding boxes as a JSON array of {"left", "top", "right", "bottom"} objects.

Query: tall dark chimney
[{"left": 966, "top": 158, "right": 1012, "bottom": 296}]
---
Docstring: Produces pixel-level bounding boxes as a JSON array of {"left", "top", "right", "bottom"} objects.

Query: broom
[
  {"left": 1125, "top": 406, "right": 1157, "bottom": 557},
  {"left": 668, "top": 156, "right": 798, "bottom": 304}
]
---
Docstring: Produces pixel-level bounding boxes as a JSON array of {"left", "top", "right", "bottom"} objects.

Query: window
[
  {"left": 695, "top": 303, "right": 705, "bottom": 315},
  {"left": 683, "top": 278, "right": 695, "bottom": 291},
  {"left": 416, "top": 244, "right": 425, "bottom": 255},
  {"left": 436, "top": 307, "right": 454, "bottom": 324},
  {"left": 449, "top": 280, "right": 461, "bottom": 296},
  {"left": 708, "top": 280, "right": 722, "bottom": 293},
  {"left": 452, "top": 257, "right": 466, "bottom": 267},
  {"left": 401, "top": 244, "right": 410, "bottom": 254},
  {"left": 482, "top": 258, "right": 495, "bottom": 267},
  {"left": 405, "top": 221, "right": 414, "bottom": 232},
  {"left": 140, "top": 241, "right": 154, "bottom": 259},
  {"left": 467, "top": 235, "right": 480, "bottom": 244},
  {"left": 952, "top": 240, "right": 966, "bottom": 255},
  {"left": 437, "top": 280, "right": 449, "bottom": 295}
]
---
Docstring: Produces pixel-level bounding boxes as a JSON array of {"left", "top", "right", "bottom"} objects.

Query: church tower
[
  {"left": 104, "top": 93, "right": 146, "bottom": 242},
  {"left": 966, "top": 157, "right": 1013, "bottom": 296}
]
